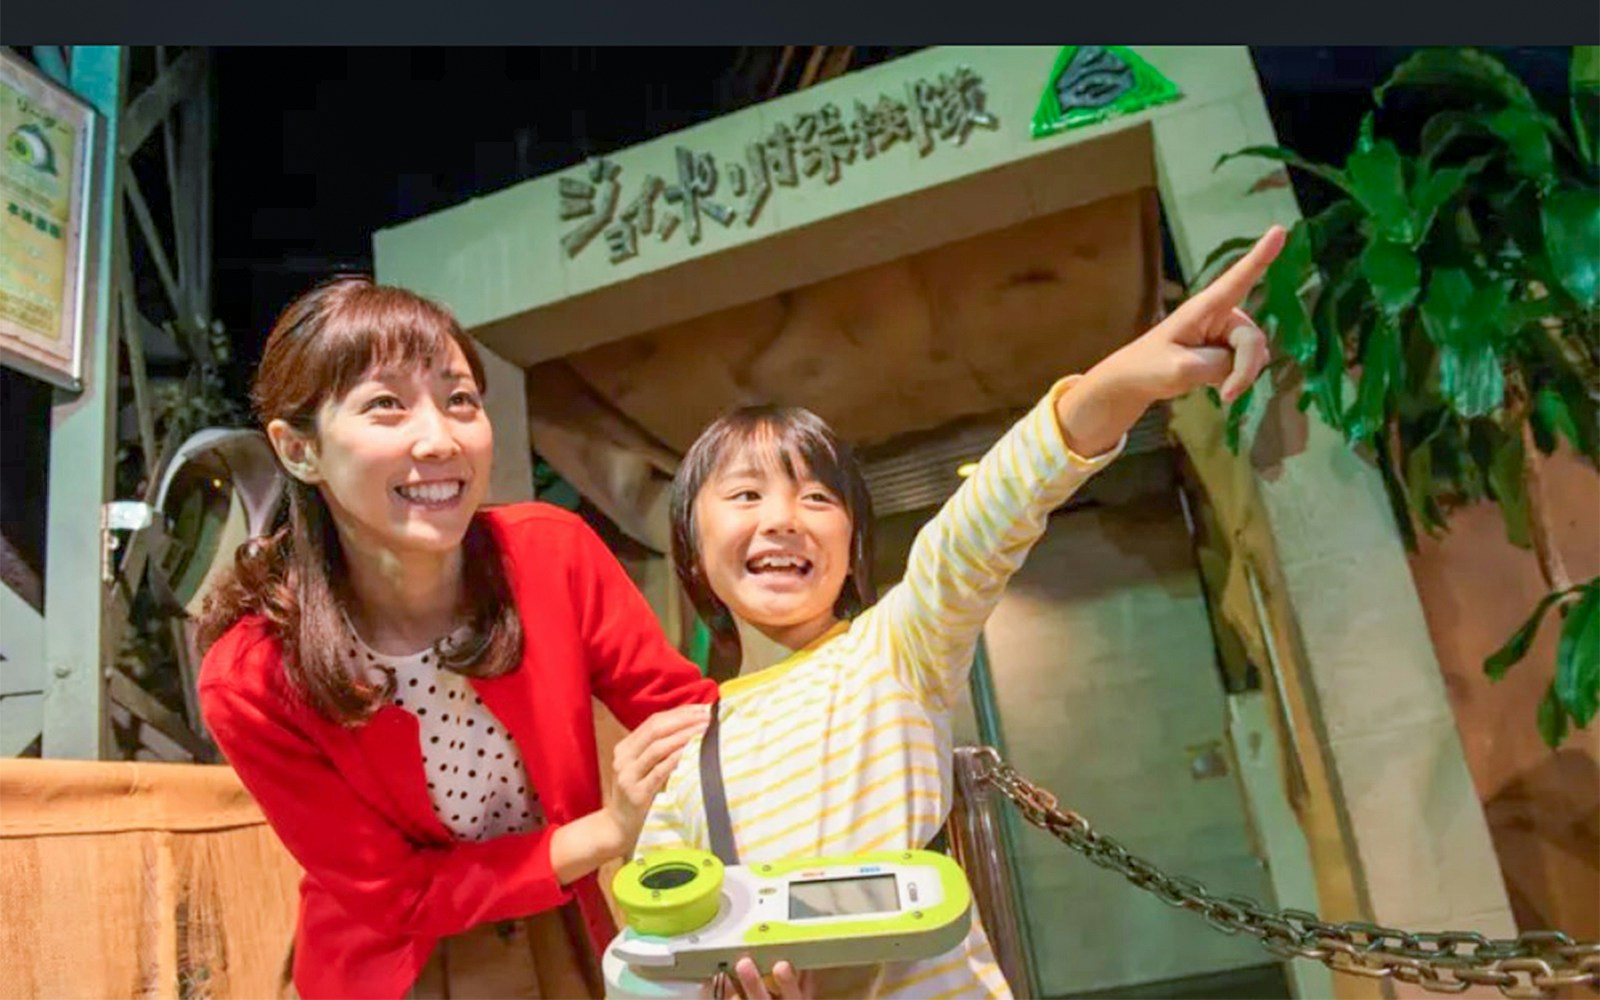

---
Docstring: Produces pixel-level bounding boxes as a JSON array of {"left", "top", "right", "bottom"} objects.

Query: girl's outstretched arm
[{"left": 867, "top": 227, "right": 1284, "bottom": 710}]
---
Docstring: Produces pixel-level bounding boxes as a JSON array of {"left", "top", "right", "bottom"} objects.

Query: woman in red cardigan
[{"left": 197, "top": 277, "right": 718, "bottom": 999}]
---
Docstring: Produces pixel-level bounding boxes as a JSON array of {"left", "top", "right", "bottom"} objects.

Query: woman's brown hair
[
  {"left": 196, "top": 277, "right": 522, "bottom": 724},
  {"left": 669, "top": 405, "right": 875, "bottom": 680}
]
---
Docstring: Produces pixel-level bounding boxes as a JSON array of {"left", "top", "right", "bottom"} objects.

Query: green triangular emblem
[{"left": 1031, "top": 46, "right": 1182, "bottom": 139}]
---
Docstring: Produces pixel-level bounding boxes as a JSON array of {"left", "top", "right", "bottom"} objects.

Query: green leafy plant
[{"left": 1201, "top": 47, "right": 1599, "bottom": 747}]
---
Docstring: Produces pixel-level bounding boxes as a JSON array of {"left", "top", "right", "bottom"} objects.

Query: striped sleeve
[
  {"left": 635, "top": 752, "right": 706, "bottom": 856},
  {"left": 867, "top": 376, "right": 1123, "bottom": 710}
]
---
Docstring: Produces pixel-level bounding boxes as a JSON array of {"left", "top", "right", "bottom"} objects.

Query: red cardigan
[{"left": 199, "top": 503, "right": 718, "bottom": 999}]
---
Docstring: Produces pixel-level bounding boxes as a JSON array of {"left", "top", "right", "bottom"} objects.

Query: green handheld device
[{"left": 602, "top": 848, "right": 973, "bottom": 998}]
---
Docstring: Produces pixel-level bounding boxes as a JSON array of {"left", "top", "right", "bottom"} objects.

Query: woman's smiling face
[{"left": 278, "top": 337, "right": 494, "bottom": 559}]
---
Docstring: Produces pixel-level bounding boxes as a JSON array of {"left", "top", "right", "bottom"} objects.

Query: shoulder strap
[
  {"left": 698, "top": 699, "right": 951, "bottom": 862},
  {"left": 698, "top": 699, "right": 740, "bottom": 865}
]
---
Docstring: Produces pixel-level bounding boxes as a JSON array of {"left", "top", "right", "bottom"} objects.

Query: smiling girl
[
  {"left": 197, "top": 278, "right": 716, "bottom": 999},
  {"left": 636, "top": 228, "right": 1286, "bottom": 1000}
]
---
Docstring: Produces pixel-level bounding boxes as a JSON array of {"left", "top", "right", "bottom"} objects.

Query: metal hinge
[{"left": 100, "top": 500, "right": 153, "bottom": 584}]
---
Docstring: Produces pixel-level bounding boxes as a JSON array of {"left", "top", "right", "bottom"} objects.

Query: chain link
[{"left": 972, "top": 747, "right": 1600, "bottom": 998}]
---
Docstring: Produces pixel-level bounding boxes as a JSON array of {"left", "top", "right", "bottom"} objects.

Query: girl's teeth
[
  {"left": 398, "top": 482, "right": 461, "bottom": 504},
  {"left": 750, "top": 556, "right": 807, "bottom": 572}
]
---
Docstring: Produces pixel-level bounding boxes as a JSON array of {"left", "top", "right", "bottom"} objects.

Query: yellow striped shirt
[{"left": 638, "top": 376, "right": 1121, "bottom": 998}]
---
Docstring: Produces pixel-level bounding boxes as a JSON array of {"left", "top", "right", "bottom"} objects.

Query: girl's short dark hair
[{"left": 670, "top": 406, "right": 875, "bottom": 680}]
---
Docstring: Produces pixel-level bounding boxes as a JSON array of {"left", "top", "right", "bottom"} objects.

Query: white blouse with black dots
[{"left": 349, "top": 630, "right": 544, "bottom": 842}]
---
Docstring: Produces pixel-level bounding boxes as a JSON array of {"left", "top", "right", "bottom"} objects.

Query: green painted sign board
[{"left": 1031, "top": 46, "right": 1182, "bottom": 139}]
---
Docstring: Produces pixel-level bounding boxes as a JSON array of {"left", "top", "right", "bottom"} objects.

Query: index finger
[{"left": 1194, "top": 225, "right": 1286, "bottom": 311}]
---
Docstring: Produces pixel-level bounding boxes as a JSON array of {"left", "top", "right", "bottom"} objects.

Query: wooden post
[{"left": 41, "top": 47, "right": 124, "bottom": 760}]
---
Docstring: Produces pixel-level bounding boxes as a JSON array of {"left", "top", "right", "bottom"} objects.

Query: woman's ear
[{"left": 266, "top": 418, "right": 322, "bottom": 484}]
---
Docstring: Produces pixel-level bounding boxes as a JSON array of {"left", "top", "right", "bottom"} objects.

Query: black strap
[
  {"left": 699, "top": 700, "right": 740, "bottom": 865},
  {"left": 699, "top": 698, "right": 950, "bottom": 862}
]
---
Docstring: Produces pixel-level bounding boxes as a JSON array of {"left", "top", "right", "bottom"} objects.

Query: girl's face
[
  {"left": 693, "top": 440, "right": 853, "bottom": 648},
  {"left": 271, "top": 339, "right": 493, "bottom": 561}
]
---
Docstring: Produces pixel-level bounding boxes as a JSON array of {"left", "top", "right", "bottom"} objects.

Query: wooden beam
[
  {"left": 117, "top": 46, "right": 205, "bottom": 159},
  {"left": 106, "top": 666, "right": 206, "bottom": 761},
  {"left": 121, "top": 163, "right": 183, "bottom": 323},
  {"left": 1, "top": 581, "right": 47, "bottom": 756},
  {"left": 818, "top": 46, "right": 855, "bottom": 84},
  {"left": 796, "top": 46, "right": 828, "bottom": 90},
  {"left": 116, "top": 225, "right": 159, "bottom": 470},
  {"left": 190, "top": 66, "right": 213, "bottom": 321},
  {"left": 765, "top": 46, "right": 796, "bottom": 98},
  {"left": 157, "top": 48, "right": 189, "bottom": 304}
]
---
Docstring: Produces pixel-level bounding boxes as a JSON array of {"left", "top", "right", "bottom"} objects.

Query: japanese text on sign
[{"left": 558, "top": 67, "right": 999, "bottom": 265}]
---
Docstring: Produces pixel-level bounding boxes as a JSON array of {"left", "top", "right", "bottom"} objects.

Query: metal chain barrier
[{"left": 973, "top": 747, "right": 1600, "bottom": 998}]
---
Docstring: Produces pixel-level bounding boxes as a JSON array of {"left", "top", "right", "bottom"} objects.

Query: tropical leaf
[
  {"left": 1346, "top": 137, "right": 1413, "bottom": 242},
  {"left": 1360, "top": 239, "right": 1422, "bottom": 316},
  {"left": 1312, "top": 267, "right": 1366, "bottom": 351},
  {"left": 1349, "top": 317, "right": 1402, "bottom": 443},
  {"left": 1421, "top": 270, "right": 1508, "bottom": 417},
  {"left": 1437, "top": 342, "right": 1501, "bottom": 419},
  {"left": 1419, "top": 110, "right": 1491, "bottom": 171},
  {"left": 1420, "top": 268, "right": 1477, "bottom": 342},
  {"left": 1306, "top": 198, "right": 1368, "bottom": 249},
  {"left": 1410, "top": 155, "right": 1492, "bottom": 244},
  {"left": 1216, "top": 146, "right": 1354, "bottom": 197},
  {"left": 1541, "top": 187, "right": 1600, "bottom": 308},
  {"left": 1262, "top": 223, "right": 1318, "bottom": 366},
  {"left": 1485, "top": 426, "right": 1531, "bottom": 548},
  {"left": 1189, "top": 236, "right": 1256, "bottom": 295},
  {"left": 1474, "top": 279, "right": 1513, "bottom": 345},
  {"left": 1205, "top": 45, "right": 1599, "bottom": 750},
  {"left": 1572, "top": 45, "right": 1599, "bottom": 164},
  {"left": 1529, "top": 384, "right": 1585, "bottom": 455},
  {"left": 1555, "top": 581, "right": 1599, "bottom": 727},
  {"left": 1377, "top": 47, "right": 1541, "bottom": 112},
  {"left": 1529, "top": 328, "right": 1600, "bottom": 459},
  {"left": 1485, "top": 107, "right": 1556, "bottom": 186},
  {"left": 1538, "top": 681, "right": 1570, "bottom": 747},
  {"left": 1302, "top": 326, "right": 1349, "bottom": 431},
  {"left": 1488, "top": 182, "right": 1565, "bottom": 291},
  {"left": 1485, "top": 586, "right": 1570, "bottom": 680}
]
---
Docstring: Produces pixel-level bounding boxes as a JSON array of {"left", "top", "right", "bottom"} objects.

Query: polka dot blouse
[{"left": 349, "top": 630, "right": 543, "bottom": 842}]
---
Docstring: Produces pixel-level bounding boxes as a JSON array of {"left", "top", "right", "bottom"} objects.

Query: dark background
[
  {"left": 209, "top": 46, "right": 1575, "bottom": 368},
  {"left": 0, "top": 46, "right": 1580, "bottom": 595}
]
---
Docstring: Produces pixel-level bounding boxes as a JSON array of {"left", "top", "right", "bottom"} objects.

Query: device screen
[{"left": 788, "top": 874, "right": 900, "bottom": 920}]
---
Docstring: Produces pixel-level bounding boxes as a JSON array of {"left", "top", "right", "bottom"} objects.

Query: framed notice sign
[{"left": 0, "top": 49, "right": 98, "bottom": 391}]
